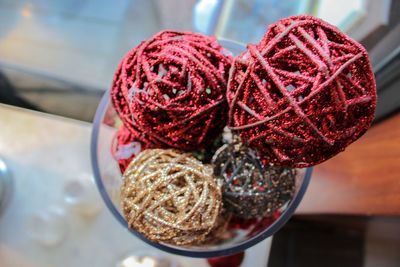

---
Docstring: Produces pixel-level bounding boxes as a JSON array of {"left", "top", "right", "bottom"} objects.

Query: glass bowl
[{"left": 90, "top": 40, "right": 312, "bottom": 258}]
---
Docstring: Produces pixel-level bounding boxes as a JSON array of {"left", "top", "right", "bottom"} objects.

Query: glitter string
[
  {"left": 111, "top": 31, "right": 232, "bottom": 150},
  {"left": 121, "top": 149, "right": 222, "bottom": 245},
  {"left": 227, "top": 15, "right": 376, "bottom": 167},
  {"left": 212, "top": 141, "right": 296, "bottom": 218}
]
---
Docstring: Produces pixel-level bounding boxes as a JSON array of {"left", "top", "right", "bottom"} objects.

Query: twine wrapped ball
[
  {"left": 212, "top": 142, "right": 296, "bottom": 219},
  {"left": 111, "top": 126, "right": 150, "bottom": 173},
  {"left": 111, "top": 30, "right": 232, "bottom": 150},
  {"left": 121, "top": 149, "right": 222, "bottom": 245},
  {"left": 227, "top": 15, "right": 377, "bottom": 167}
]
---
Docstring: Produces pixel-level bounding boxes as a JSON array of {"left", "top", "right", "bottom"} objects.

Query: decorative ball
[
  {"left": 121, "top": 149, "right": 222, "bottom": 245},
  {"left": 207, "top": 252, "right": 245, "bottom": 267},
  {"left": 111, "top": 126, "right": 148, "bottom": 173},
  {"left": 111, "top": 30, "right": 232, "bottom": 150},
  {"left": 227, "top": 15, "right": 377, "bottom": 167},
  {"left": 212, "top": 142, "right": 296, "bottom": 219}
]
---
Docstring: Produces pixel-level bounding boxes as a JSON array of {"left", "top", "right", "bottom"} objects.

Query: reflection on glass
[
  {"left": 215, "top": 0, "right": 307, "bottom": 44},
  {"left": 194, "top": 0, "right": 367, "bottom": 44},
  {"left": 26, "top": 206, "right": 67, "bottom": 246},
  {"left": 63, "top": 174, "right": 102, "bottom": 218}
]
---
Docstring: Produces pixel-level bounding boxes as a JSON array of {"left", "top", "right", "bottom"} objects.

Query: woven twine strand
[
  {"left": 121, "top": 149, "right": 222, "bottom": 245},
  {"left": 111, "top": 31, "right": 230, "bottom": 149},
  {"left": 227, "top": 18, "right": 374, "bottom": 163}
]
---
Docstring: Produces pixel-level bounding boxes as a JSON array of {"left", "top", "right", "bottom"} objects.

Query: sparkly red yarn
[
  {"left": 111, "top": 126, "right": 148, "bottom": 173},
  {"left": 111, "top": 31, "right": 231, "bottom": 150},
  {"left": 207, "top": 252, "right": 244, "bottom": 267},
  {"left": 227, "top": 15, "right": 377, "bottom": 167}
]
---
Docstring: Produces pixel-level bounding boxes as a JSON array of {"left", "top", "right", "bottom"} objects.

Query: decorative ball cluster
[
  {"left": 121, "top": 149, "right": 222, "bottom": 245},
  {"left": 212, "top": 142, "right": 296, "bottom": 218},
  {"left": 227, "top": 15, "right": 377, "bottom": 167},
  {"left": 110, "top": 16, "right": 377, "bottom": 248},
  {"left": 111, "top": 30, "right": 232, "bottom": 151}
]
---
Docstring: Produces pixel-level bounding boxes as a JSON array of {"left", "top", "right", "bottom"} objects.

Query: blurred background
[
  {"left": 0, "top": 0, "right": 399, "bottom": 121},
  {"left": 0, "top": 1, "right": 399, "bottom": 267}
]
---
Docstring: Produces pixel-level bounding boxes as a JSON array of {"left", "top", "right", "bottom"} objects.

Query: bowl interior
[{"left": 90, "top": 40, "right": 312, "bottom": 258}]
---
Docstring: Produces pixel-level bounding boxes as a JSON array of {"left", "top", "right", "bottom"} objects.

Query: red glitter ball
[
  {"left": 111, "top": 31, "right": 232, "bottom": 150},
  {"left": 227, "top": 15, "right": 377, "bottom": 167},
  {"left": 111, "top": 126, "right": 148, "bottom": 173},
  {"left": 207, "top": 252, "right": 244, "bottom": 267}
]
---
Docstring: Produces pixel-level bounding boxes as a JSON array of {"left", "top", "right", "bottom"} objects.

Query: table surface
[
  {"left": 0, "top": 104, "right": 271, "bottom": 267},
  {"left": 298, "top": 113, "right": 400, "bottom": 216}
]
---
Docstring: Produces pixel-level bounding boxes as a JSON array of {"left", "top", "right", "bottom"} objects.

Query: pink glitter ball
[{"left": 227, "top": 15, "right": 377, "bottom": 167}]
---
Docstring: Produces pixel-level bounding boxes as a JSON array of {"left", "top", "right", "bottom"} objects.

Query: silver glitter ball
[{"left": 212, "top": 142, "right": 296, "bottom": 219}]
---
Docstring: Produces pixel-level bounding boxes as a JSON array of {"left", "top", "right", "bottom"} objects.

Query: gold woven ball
[{"left": 121, "top": 149, "right": 222, "bottom": 245}]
